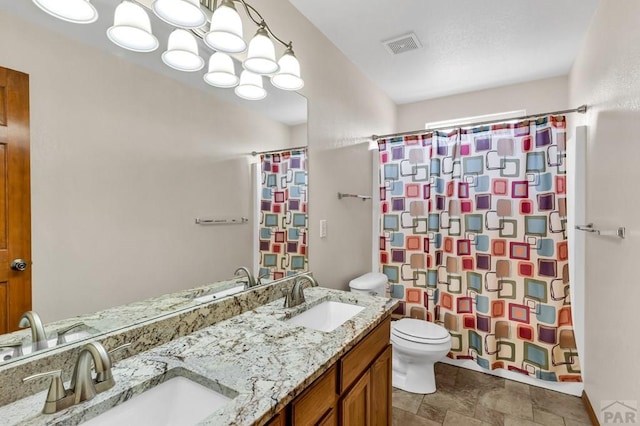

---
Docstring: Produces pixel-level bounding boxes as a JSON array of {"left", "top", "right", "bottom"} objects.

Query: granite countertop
[
  {"left": 0, "top": 277, "right": 251, "bottom": 367},
  {"left": 3, "top": 287, "right": 397, "bottom": 426}
]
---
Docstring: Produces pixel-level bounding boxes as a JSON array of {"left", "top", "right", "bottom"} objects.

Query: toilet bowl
[
  {"left": 390, "top": 318, "right": 451, "bottom": 394},
  {"left": 348, "top": 273, "right": 451, "bottom": 394}
]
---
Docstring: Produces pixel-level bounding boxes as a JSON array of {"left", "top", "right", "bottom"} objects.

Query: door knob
[{"left": 11, "top": 259, "right": 28, "bottom": 272}]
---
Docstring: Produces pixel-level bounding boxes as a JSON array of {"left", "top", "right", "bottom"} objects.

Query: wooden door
[
  {"left": 370, "top": 345, "right": 392, "bottom": 426},
  {"left": 340, "top": 369, "right": 371, "bottom": 426},
  {"left": 0, "top": 67, "right": 31, "bottom": 333}
]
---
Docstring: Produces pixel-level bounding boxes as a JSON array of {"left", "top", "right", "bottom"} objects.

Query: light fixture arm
[
  {"left": 237, "top": 1, "right": 290, "bottom": 48},
  {"left": 203, "top": 0, "right": 292, "bottom": 49}
]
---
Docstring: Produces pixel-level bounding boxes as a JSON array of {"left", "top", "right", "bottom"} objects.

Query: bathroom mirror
[{"left": 0, "top": 0, "right": 307, "bottom": 365}]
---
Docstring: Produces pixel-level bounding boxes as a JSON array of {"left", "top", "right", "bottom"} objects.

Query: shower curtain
[
  {"left": 378, "top": 116, "right": 581, "bottom": 382},
  {"left": 258, "top": 149, "right": 308, "bottom": 280}
]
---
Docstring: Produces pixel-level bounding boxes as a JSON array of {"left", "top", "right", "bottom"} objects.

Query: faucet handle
[
  {"left": 56, "top": 322, "right": 85, "bottom": 344},
  {"left": 256, "top": 271, "right": 270, "bottom": 285},
  {"left": 23, "top": 370, "right": 68, "bottom": 414},
  {"left": 108, "top": 342, "right": 132, "bottom": 362}
]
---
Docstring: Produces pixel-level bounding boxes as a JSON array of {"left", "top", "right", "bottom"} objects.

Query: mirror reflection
[
  {"left": 256, "top": 148, "right": 308, "bottom": 280},
  {"left": 0, "top": 0, "right": 307, "bottom": 365}
]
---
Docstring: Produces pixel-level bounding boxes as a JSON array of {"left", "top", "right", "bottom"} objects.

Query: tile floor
[{"left": 392, "top": 363, "right": 593, "bottom": 426}]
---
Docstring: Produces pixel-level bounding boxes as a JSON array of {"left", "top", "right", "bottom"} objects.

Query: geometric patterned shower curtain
[
  {"left": 378, "top": 116, "right": 581, "bottom": 382},
  {"left": 258, "top": 149, "right": 308, "bottom": 280}
]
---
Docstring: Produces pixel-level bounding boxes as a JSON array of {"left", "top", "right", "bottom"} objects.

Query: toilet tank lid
[
  {"left": 393, "top": 318, "right": 450, "bottom": 340},
  {"left": 349, "top": 272, "right": 388, "bottom": 290}
]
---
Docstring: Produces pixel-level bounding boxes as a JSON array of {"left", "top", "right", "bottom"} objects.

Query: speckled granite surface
[
  {"left": 2, "top": 288, "right": 397, "bottom": 426},
  {"left": 0, "top": 278, "right": 248, "bottom": 366},
  {"left": 0, "top": 276, "right": 299, "bottom": 407}
]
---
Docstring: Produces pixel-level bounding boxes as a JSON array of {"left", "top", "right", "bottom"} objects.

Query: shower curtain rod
[
  {"left": 372, "top": 104, "right": 588, "bottom": 141},
  {"left": 251, "top": 145, "right": 307, "bottom": 156}
]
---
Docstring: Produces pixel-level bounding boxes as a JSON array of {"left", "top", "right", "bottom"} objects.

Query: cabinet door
[
  {"left": 340, "top": 369, "right": 371, "bottom": 426},
  {"left": 370, "top": 345, "right": 392, "bottom": 426},
  {"left": 318, "top": 408, "right": 337, "bottom": 426},
  {"left": 264, "top": 408, "right": 286, "bottom": 426},
  {"left": 291, "top": 366, "right": 337, "bottom": 426}
]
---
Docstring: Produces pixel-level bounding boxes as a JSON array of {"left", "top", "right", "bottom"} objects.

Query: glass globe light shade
[
  {"left": 162, "top": 29, "right": 204, "bottom": 72},
  {"left": 235, "top": 70, "right": 266, "bottom": 101},
  {"left": 32, "top": 0, "right": 98, "bottom": 24},
  {"left": 271, "top": 47, "right": 304, "bottom": 90},
  {"left": 152, "top": 0, "right": 206, "bottom": 29},
  {"left": 204, "top": 52, "right": 239, "bottom": 88},
  {"left": 243, "top": 26, "right": 279, "bottom": 75},
  {"left": 107, "top": 1, "right": 159, "bottom": 53},
  {"left": 204, "top": 0, "right": 246, "bottom": 54}
]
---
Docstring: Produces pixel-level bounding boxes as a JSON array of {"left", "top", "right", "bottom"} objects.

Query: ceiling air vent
[{"left": 383, "top": 32, "right": 422, "bottom": 55}]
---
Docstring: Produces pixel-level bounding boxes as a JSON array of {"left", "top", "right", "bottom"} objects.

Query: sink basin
[
  {"left": 82, "top": 376, "right": 233, "bottom": 426},
  {"left": 194, "top": 284, "right": 245, "bottom": 304},
  {"left": 285, "top": 301, "right": 365, "bottom": 332}
]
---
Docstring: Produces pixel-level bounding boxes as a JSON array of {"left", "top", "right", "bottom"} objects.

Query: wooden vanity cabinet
[{"left": 268, "top": 316, "right": 391, "bottom": 426}]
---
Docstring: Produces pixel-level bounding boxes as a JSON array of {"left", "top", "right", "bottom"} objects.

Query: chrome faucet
[
  {"left": 234, "top": 266, "right": 256, "bottom": 289},
  {"left": 18, "top": 311, "right": 48, "bottom": 351},
  {"left": 70, "top": 341, "right": 114, "bottom": 403},
  {"left": 284, "top": 274, "right": 319, "bottom": 308},
  {"left": 22, "top": 341, "right": 116, "bottom": 414}
]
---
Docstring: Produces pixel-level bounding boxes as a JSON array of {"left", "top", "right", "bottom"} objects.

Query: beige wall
[
  {"left": 397, "top": 76, "right": 569, "bottom": 132},
  {"left": 0, "top": 12, "right": 292, "bottom": 321},
  {"left": 289, "top": 123, "right": 308, "bottom": 148},
  {"left": 569, "top": 0, "right": 640, "bottom": 416}
]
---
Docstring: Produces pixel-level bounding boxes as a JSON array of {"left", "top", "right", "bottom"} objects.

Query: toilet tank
[{"left": 349, "top": 272, "right": 388, "bottom": 296}]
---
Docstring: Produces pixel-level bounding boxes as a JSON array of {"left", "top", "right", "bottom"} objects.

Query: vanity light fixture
[
  {"left": 107, "top": 1, "right": 159, "bottom": 53},
  {"left": 162, "top": 29, "right": 205, "bottom": 72},
  {"left": 235, "top": 70, "right": 266, "bottom": 101},
  {"left": 32, "top": 0, "right": 99, "bottom": 24},
  {"left": 152, "top": 0, "right": 207, "bottom": 29},
  {"left": 32, "top": 0, "right": 304, "bottom": 100},
  {"left": 204, "top": 52, "right": 239, "bottom": 88}
]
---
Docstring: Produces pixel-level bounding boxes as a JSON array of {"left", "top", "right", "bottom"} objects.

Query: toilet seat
[{"left": 392, "top": 319, "right": 450, "bottom": 345}]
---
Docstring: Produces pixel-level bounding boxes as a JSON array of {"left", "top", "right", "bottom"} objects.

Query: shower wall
[{"left": 570, "top": 0, "right": 640, "bottom": 419}]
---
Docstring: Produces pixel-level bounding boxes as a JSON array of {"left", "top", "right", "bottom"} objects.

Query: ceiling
[
  {"left": 0, "top": 0, "right": 307, "bottom": 126},
  {"left": 289, "top": 0, "right": 600, "bottom": 104}
]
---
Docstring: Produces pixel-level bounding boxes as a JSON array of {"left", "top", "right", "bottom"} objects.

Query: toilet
[
  {"left": 390, "top": 318, "right": 451, "bottom": 394},
  {"left": 348, "top": 272, "right": 387, "bottom": 296},
  {"left": 348, "top": 273, "right": 452, "bottom": 394}
]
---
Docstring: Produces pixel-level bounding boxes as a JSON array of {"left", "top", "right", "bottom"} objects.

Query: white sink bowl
[
  {"left": 82, "top": 376, "right": 232, "bottom": 426},
  {"left": 194, "top": 284, "right": 245, "bottom": 304},
  {"left": 285, "top": 301, "right": 365, "bottom": 332}
]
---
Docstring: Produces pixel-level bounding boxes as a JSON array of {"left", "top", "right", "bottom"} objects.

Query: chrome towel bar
[{"left": 575, "top": 223, "right": 626, "bottom": 239}]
